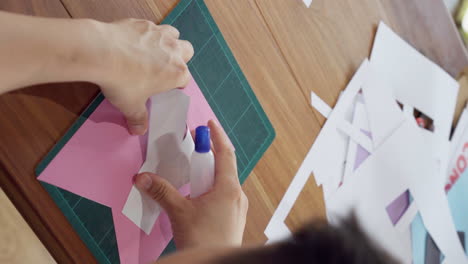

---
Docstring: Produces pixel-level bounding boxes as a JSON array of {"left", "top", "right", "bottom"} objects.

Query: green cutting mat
[{"left": 36, "top": 0, "right": 275, "bottom": 263}]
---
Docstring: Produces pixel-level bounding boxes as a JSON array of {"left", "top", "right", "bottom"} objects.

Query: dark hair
[{"left": 219, "top": 215, "right": 399, "bottom": 264}]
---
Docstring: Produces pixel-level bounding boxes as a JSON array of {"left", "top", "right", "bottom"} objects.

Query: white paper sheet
[
  {"left": 337, "top": 120, "right": 373, "bottom": 153},
  {"left": 264, "top": 61, "right": 370, "bottom": 242},
  {"left": 361, "top": 63, "right": 404, "bottom": 149},
  {"left": 342, "top": 100, "right": 370, "bottom": 185},
  {"left": 303, "top": 0, "right": 312, "bottom": 8},
  {"left": 370, "top": 22, "right": 459, "bottom": 185},
  {"left": 309, "top": 60, "right": 370, "bottom": 196},
  {"left": 311, "top": 91, "right": 332, "bottom": 118},
  {"left": 394, "top": 105, "right": 467, "bottom": 234},
  {"left": 122, "top": 90, "right": 193, "bottom": 235},
  {"left": 371, "top": 22, "right": 459, "bottom": 142},
  {"left": 328, "top": 120, "right": 467, "bottom": 263},
  {"left": 265, "top": 23, "right": 464, "bottom": 262},
  {"left": 342, "top": 41, "right": 465, "bottom": 260},
  {"left": 402, "top": 105, "right": 414, "bottom": 118},
  {"left": 365, "top": 22, "right": 459, "bottom": 234}
]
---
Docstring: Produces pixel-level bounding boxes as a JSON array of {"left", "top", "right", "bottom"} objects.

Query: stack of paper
[
  {"left": 265, "top": 22, "right": 468, "bottom": 263},
  {"left": 412, "top": 106, "right": 468, "bottom": 263}
]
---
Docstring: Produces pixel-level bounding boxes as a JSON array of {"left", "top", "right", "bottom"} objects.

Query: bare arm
[
  {"left": 0, "top": 11, "right": 99, "bottom": 92},
  {"left": 0, "top": 11, "right": 193, "bottom": 134}
]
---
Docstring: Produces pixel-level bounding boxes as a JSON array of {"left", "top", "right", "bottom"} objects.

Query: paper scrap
[
  {"left": 310, "top": 91, "right": 332, "bottom": 118},
  {"left": 122, "top": 89, "right": 192, "bottom": 235},
  {"left": 342, "top": 100, "right": 370, "bottom": 185},
  {"left": 309, "top": 59, "right": 371, "bottom": 197}
]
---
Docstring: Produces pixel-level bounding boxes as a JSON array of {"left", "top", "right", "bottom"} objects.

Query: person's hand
[
  {"left": 93, "top": 19, "right": 194, "bottom": 135},
  {"left": 0, "top": 14, "right": 192, "bottom": 129},
  {"left": 134, "top": 120, "right": 248, "bottom": 249}
]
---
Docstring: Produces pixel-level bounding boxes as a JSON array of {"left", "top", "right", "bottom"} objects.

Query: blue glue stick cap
[{"left": 195, "top": 126, "right": 211, "bottom": 153}]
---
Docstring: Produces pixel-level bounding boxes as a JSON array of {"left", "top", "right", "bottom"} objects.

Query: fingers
[
  {"left": 135, "top": 172, "right": 188, "bottom": 215},
  {"left": 161, "top": 37, "right": 193, "bottom": 63},
  {"left": 178, "top": 40, "right": 194, "bottom": 63},
  {"left": 208, "top": 120, "right": 239, "bottom": 187},
  {"left": 209, "top": 120, "right": 234, "bottom": 154},
  {"left": 157, "top": 25, "right": 193, "bottom": 87},
  {"left": 159, "top": 24, "right": 180, "bottom": 39},
  {"left": 125, "top": 103, "right": 148, "bottom": 135},
  {"left": 175, "top": 65, "right": 191, "bottom": 88}
]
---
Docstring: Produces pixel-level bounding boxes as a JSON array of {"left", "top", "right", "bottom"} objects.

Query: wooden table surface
[
  {"left": 0, "top": 188, "right": 56, "bottom": 264},
  {"left": 1, "top": 0, "right": 467, "bottom": 263}
]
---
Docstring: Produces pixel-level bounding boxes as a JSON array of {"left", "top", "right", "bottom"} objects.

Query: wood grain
[
  {"left": 253, "top": 0, "right": 468, "bottom": 230},
  {"left": 254, "top": 0, "right": 386, "bottom": 124},
  {"left": 0, "top": 188, "right": 56, "bottom": 264},
  {"left": 0, "top": 84, "right": 100, "bottom": 263},
  {"left": 0, "top": 2, "right": 102, "bottom": 264},
  {"left": 1, "top": 0, "right": 467, "bottom": 262}
]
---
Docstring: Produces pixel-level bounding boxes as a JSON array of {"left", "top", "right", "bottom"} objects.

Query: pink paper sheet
[{"left": 38, "top": 77, "right": 220, "bottom": 263}]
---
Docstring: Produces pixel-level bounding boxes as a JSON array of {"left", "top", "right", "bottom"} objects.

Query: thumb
[
  {"left": 125, "top": 103, "right": 148, "bottom": 135},
  {"left": 135, "top": 172, "right": 188, "bottom": 215}
]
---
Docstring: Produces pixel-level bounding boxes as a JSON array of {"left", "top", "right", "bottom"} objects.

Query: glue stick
[{"left": 190, "top": 126, "right": 215, "bottom": 198}]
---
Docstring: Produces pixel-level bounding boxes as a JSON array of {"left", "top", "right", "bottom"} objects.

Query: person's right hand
[
  {"left": 89, "top": 18, "right": 194, "bottom": 135},
  {"left": 134, "top": 120, "right": 248, "bottom": 249}
]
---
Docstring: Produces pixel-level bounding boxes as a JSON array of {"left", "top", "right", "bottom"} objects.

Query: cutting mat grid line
[
  {"left": 229, "top": 104, "right": 253, "bottom": 132},
  {"left": 187, "top": 67, "right": 253, "bottom": 169},
  {"left": 187, "top": 34, "right": 215, "bottom": 63},
  {"left": 36, "top": 0, "right": 275, "bottom": 262},
  {"left": 189, "top": 65, "right": 251, "bottom": 165},
  {"left": 72, "top": 197, "right": 83, "bottom": 209},
  {"left": 42, "top": 183, "right": 112, "bottom": 264},
  {"left": 97, "top": 226, "right": 114, "bottom": 246},
  {"left": 211, "top": 69, "right": 234, "bottom": 95}
]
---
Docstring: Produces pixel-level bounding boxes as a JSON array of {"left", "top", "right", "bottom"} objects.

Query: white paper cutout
[
  {"left": 309, "top": 60, "right": 371, "bottom": 195},
  {"left": 342, "top": 99, "right": 370, "bottom": 186},
  {"left": 264, "top": 60, "right": 370, "bottom": 242},
  {"left": 311, "top": 91, "right": 332, "bottom": 118},
  {"left": 122, "top": 90, "right": 193, "bottom": 235}
]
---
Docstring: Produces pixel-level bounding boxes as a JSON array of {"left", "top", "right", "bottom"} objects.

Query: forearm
[
  {"left": 0, "top": 13, "right": 194, "bottom": 135},
  {"left": 0, "top": 11, "right": 104, "bottom": 94}
]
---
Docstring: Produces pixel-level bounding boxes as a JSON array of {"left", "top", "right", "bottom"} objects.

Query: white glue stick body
[{"left": 190, "top": 126, "right": 215, "bottom": 198}]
